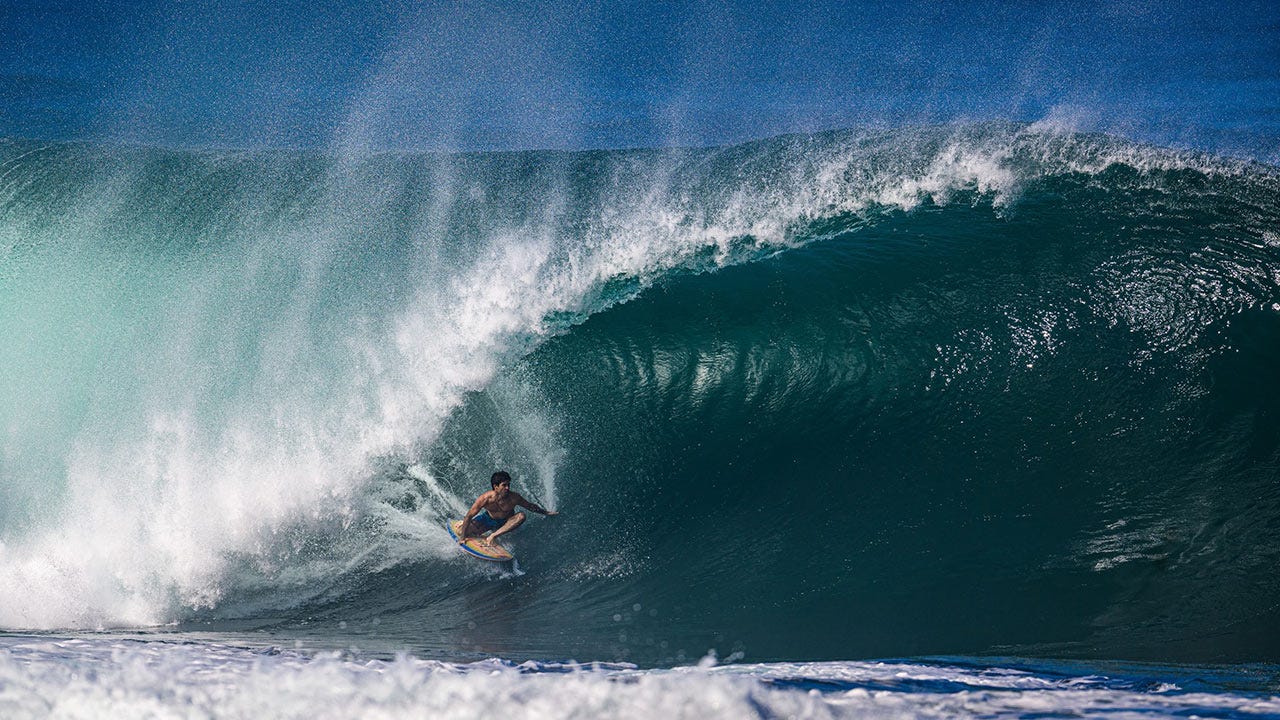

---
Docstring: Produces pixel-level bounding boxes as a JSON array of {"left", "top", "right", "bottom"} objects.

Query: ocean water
[
  {"left": 2, "top": 122, "right": 1278, "bottom": 716},
  {"left": 3, "top": 636, "right": 1279, "bottom": 720}
]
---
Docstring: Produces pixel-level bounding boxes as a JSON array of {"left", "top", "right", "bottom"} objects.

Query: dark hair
[{"left": 491, "top": 471, "right": 512, "bottom": 488}]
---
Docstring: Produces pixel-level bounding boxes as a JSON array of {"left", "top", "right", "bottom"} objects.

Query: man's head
[{"left": 491, "top": 471, "right": 512, "bottom": 493}]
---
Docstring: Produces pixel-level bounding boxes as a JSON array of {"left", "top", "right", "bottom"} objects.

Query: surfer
[{"left": 458, "top": 471, "right": 558, "bottom": 547}]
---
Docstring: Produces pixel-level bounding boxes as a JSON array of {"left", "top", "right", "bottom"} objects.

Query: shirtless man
[{"left": 458, "top": 471, "right": 558, "bottom": 547}]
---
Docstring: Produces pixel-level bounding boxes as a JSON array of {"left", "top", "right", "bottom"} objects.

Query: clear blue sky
[{"left": 2, "top": 0, "right": 1277, "bottom": 153}]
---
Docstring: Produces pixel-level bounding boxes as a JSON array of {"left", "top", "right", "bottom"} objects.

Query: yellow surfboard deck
[{"left": 448, "top": 520, "right": 514, "bottom": 562}]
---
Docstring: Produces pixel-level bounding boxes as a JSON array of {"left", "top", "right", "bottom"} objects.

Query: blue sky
[{"left": 2, "top": 0, "right": 1277, "bottom": 152}]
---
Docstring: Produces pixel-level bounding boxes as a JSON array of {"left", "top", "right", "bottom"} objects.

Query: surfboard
[{"left": 447, "top": 520, "right": 514, "bottom": 562}]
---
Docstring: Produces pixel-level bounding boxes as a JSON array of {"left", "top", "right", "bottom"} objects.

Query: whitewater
[{"left": 3, "top": 637, "right": 1279, "bottom": 719}]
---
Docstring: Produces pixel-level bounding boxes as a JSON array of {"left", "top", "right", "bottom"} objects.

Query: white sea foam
[{"left": 0, "top": 636, "right": 1275, "bottom": 720}]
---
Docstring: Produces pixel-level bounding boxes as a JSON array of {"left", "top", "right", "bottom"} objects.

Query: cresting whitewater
[{"left": 2, "top": 123, "right": 1279, "bottom": 717}]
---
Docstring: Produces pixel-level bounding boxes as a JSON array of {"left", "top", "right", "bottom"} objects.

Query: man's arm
[
  {"left": 514, "top": 493, "right": 558, "bottom": 516},
  {"left": 458, "top": 493, "right": 491, "bottom": 542}
]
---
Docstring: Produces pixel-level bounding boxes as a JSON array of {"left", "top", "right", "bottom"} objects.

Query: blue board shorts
[{"left": 473, "top": 509, "right": 506, "bottom": 532}]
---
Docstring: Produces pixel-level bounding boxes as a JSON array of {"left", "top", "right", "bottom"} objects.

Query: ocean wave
[{"left": 0, "top": 125, "right": 1276, "bottom": 664}]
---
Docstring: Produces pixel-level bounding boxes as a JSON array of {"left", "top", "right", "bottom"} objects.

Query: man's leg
[
  {"left": 485, "top": 512, "right": 525, "bottom": 545},
  {"left": 464, "top": 518, "right": 490, "bottom": 538}
]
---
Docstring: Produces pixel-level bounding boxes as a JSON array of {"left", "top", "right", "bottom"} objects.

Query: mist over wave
[{"left": 1, "top": 124, "right": 1277, "bottom": 663}]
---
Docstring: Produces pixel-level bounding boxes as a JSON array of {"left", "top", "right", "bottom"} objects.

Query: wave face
[{"left": 1, "top": 126, "right": 1278, "bottom": 663}]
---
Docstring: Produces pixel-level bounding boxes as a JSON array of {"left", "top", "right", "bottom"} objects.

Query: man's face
[{"left": 495, "top": 480, "right": 511, "bottom": 498}]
